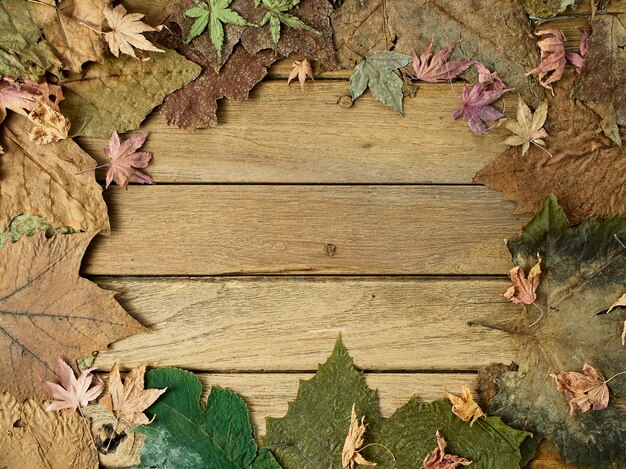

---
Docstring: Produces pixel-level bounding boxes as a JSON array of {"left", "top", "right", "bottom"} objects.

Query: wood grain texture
[
  {"left": 83, "top": 186, "right": 529, "bottom": 276},
  {"left": 93, "top": 277, "right": 517, "bottom": 371}
]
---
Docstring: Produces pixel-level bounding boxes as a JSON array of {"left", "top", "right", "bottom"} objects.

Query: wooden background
[{"left": 75, "top": 2, "right": 612, "bottom": 465}]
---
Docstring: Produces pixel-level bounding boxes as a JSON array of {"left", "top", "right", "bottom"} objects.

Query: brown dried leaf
[
  {"left": 525, "top": 29, "right": 566, "bottom": 94},
  {"left": 503, "top": 255, "right": 542, "bottom": 305},
  {"left": 444, "top": 385, "right": 485, "bottom": 426},
  {"left": 0, "top": 392, "right": 98, "bottom": 468},
  {"left": 288, "top": 58, "right": 314, "bottom": 92},
  {"left": 474, "top": 71, "right": 626, "bottom": 224},
  {"left": 27, "top": 97, "right": 71, "bottom": 145},
  {"left": 341, "top": 404, "right": 376, "bottom": 469},
  {"left": 103, "top": 4, "right": 164, "bottom": 59},
  {"left": 550, "top": 364, "right": 610, "bottom": 415},
  {"left": 0, "top": 232, "right": 145, "bottom": 400},
  {"left": 423, "top": 430, "right": 472, "bottom": 469}
]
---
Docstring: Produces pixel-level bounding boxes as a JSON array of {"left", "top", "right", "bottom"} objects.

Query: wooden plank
[
  {"left": 93, "top": 277, "right": 517, "bottom": 371},
  {"left": 83, "top": 186, "right": 529, "bottom": 276},
  {"left": 77, "top": 81, "right": 514, "bottom": 184}
]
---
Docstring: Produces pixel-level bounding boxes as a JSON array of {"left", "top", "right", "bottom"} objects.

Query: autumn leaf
[
  {"left": 0, "top": 392, "right": 98, "bottom": 468},
  {"left": 41, "top": 358, "right": 104, "bottom": 413},
  {"left": 505, "top": 97, "right": 549, "bottom": 157},
  {"left": 0, "top": 214, "right": 74, "bottom": 250},
  {"left": 503, "top": 255, "right": 542, "bottom": 305},
  {"left": 288, "top": 58, "right": 314, "bottom": 92},
  {"left": 565, "top": 28, "right": 589, "bottom": 75},
  {"left": 451, "top": 82, "right": 510, "bottom": 135},
  {"left": 474, "top": 71, "right": 626, "bottom": 224},
  {"left": 341, "top": 404, "right": 376, "bottom": 469},
  {"left": 0, "top": 232, "right": 145, "bottom": 400},
  {"left": 444, "top": 385, "right": 486, "bottom": 426},
  {"left": 422, "top": 430, "right": 472, "bottom": 469},
  {"left": 525, "top": 29, "right": 566, "bottom": 94},
  {"left": 478, "top": 195, "right": 626, "bottom": 467},
  {"left": 103, "top": 4, "right": 164, "bottom": 59},
  {"left": 0, "top": 114, "right": 110, "bottom": 233},
  {"left": 0, "top": 77, "right": 63, "bottom": 118},
  {"left": 27, "top": 96, "right": 71, "bottom": 144},
  {"left": 99, "top": 131, "right": 155, "bottom": 189},
  {"left": 350, "top": 50, "right": 411, "bottom": 114},
  {"left": 608, "top": 293, "right": 626, "bottom": 314},
  {"left": 521, "top": 0, "right": 579, "bottom": 18},
  {"left": 550, "top": 364, "right": 610, "bottom": 415},
  {"left": 410, "top": 41, "right": 472, "bottom": 83}
]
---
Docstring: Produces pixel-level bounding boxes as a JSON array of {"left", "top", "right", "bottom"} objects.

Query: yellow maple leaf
[
  {"left": 505, "top": 96, "right": 549, "bottom": 157},
  {"left": 103, "top": 5, "right": 164, "bottom": 59},
  {"left": 444, "top": 385, "right": 485, "bottom": 426}
]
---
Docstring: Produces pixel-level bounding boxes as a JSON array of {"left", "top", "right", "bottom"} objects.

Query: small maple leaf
[
  {"left": 41, "top": 358, "right": 104, "bottom": 413},
  {"left": 444, "top": 385, "right": 485, "bottom": 426},
  {"left": 27, "top": 96, "right": 70, "bottom": 145},
  {"left": 288, "top": 58, "right": 314, "bottom": 92},
  {"left": 410, "top": 40, "right": 472, "bottom": 83},
  {"left": 550, "top": 364, "right": 610, "bottom": 415},
  {"left": 256, "top": 0, "right": 320, "bottom": 45},
  {"left": 451, "top": 82, "right": 510, "bottom": 135},
  {"left": 504, "top": 255, "right": 542, "bottom": 306},
  {"left": 525, "top": 29, "right": 566, "bottom": 94},
  {"left": 565, "top": 28, "right": 589, "bottom": 75},
  {"left": 505, "top": 97, "right": 549, "bottom": 157},
  {"left": 423, "top": 430, "right": 472, "bottom": 469},
  {"left": 100, "top": 363, "right": 166, "bottom": 425},
  {"left": 103, "top": 5, "right": 164, "bottom": 59},
  {"left": 341, "top": 404, "right": 376, "bottom": 469},
  {"left": 102, "top": 131, "right": 155, "bottom": 189}
]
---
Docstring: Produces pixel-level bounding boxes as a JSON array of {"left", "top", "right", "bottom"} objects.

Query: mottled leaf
[
  {"left": 521, "top": 0, "right": 580, "bottom": 18},
  {"left": 0, "top": 214, "right": 74, "bottom": 250}
]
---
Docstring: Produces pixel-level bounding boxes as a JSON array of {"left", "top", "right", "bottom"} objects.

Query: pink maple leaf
[
  {"left": 0, "top": 77, "right": 63, "bottom": 116},
  {"left": 40, "top": 358, "right": 104, "bottom": 413},
  {"left": 411, "top": 40, "right": 472, "bottom": 83},
  {"left": 451, "top": 82, "right": 510, "bottom": 135},
  {"left": 103, "top": 131, "right": 155, "bottom": 189},
  {"left": 565, "top": 28, "right": 590, "bottom": 74}
]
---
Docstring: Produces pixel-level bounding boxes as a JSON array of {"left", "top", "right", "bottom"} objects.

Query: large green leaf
[
  {"left": 482, "top": 195, "right": 626, "bottom": 468},
  {"left": 136, "top": 368, "right": 280, "bottom": 469}
]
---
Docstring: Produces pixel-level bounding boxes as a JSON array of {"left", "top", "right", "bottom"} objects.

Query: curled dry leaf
[
  {"left": 525, "top": 29, "right": 566, "bottom": 94},
  {"left": 411, "top": 41, "right": 472, "bottom": 83},
  {"left": 341, "top": 404, "right": 376, "bottom": 469},
  {"left": 444, "top": 385, "right": 485, "bottom": 426},
  {"left": 423, "top": 430, "right": 472, "bottom": 469},
  {"left": 103, "top": 5, "right": 164, "bottom": 59},
  {"left": 27, "top": 96, "right": 70, "bottom": 144},
  {"left": 551, "top": 364, "right": 610, "bottom": 415},
  {"left": 472, "top": 61, "right": 507, "bottom": 91},
  {"left": 451, "top": 82, "right": 510, "bottom": 135},
  {"left": 0, "top": 77, "right": 63, "bottom": 118},
  {"left": 607, "top": 293, "right": 626, "bottom": 346},
  {"left": 505, "top": 97, "right": 549, "bottom": 157},
  {"left": 102, "top": 131, "right": 154, "bottom": 189},
  {"left": 41, "top": 358, "right": 104, "bottom": 413},
  {"left": 288, "top": 58, "right": 314, "bottom": 92},
  {"left": 565, "top": 28, "right": 589, "bottom": 75},
  {"left": 504, "top": 255, "right": 542, "bottom": 305}
]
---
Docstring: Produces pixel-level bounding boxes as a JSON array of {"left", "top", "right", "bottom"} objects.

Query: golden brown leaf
[
  {"left": 288, "top": 59, "right": 314, "bottom": 93},
  {"left": 444, "top": 385, "right": 485, "bottom": 426},
  {"left": 505, "top": 97, "right": 549, "bottom": 157},
  {"left": 103, "top": 5, "right": 164, "bottom": 59},
  {"left": 342, "top": 404, "right": 376, "bottom": 469},
  {"left": 504, "top": 255, "right": 542, "bottom": 305}
]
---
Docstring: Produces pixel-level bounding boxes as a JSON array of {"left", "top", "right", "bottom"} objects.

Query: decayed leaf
[
  {"left": 521, "top": 0, "right": 579, "bottom": 18},
  {"left": 550, "top": 364, "right": 610, "bottom": 415},
  {"left": 135, "top": 367, "right": 279, "bottom": 468},
  {"left": 565, "top": 28, "right": 589, "bottom": 75},
  {"left": 27, "top": 96, "right": 71, "bottom": 144},
  {"left": 101, "top": 131, "right": 154, "bottom": 189},
  {"left": 0, "top": 114, "right": 110, "bottom": 233},
  {"left": 423, "top": 430, "right": 472, "bottom": 469},
  {"left": 576, "top": 14, "right": 626, "bottom": 145},
  {"left": 411, "top": 41, "right": 472, "bottom": 83},
  {"left": 479, "top": 195, "right": 626, "bottom": 467},
  {"left": 350, "top": 50, "right": 411, "bottom": 114},
  {"left": 0, "top": 77, "right": 64, "bottom": 118},
  {"left": 100, "top": 363, "right": 166, "bottom": 425},
  {"left": 472, "top": 61, "right": 507, "bottom": 91},
  {"left": 0, "top": 392, "right": 98, "bottom": 468},
  {"left": 288, "top": 58, "right": 314, "bottom": 92},
  {"left": 41, "top": 358, "right": 104, "bottom": 412},
  {"left": 60, "top": 49, "right": 200, "bottom": 137},
  {"left": 474, "top": 71, "right": 626, "bottom": 224},
  {"left": 0, "top": 232, "right": 145, "bottom": 400},
  {"left": 503, "top": 255, "right": 542, "bottom": 305},
  {"left": 452, "top": 83, "right": 510, "bottom": 135},
  {"left": 332, "top": 0, "right": 542, "bottom": 104},
  {"left": 0, "top": 214, "right": 74, "bottom": 250},
  {"left": 0, "top": 0, "right": 62, "bottom": 80},
  {"left": 103, "top": 4, "right": 164, "bottom": 59},
  {"left": 505, "top": 97, "right": 549, "bottom": 157},
  {"left": 525, "top": 29, "right": 566, "bottom": 94},
  {"left": 341, "top": 404, "right": 376, "bottom": 469},
  {"left": 444, "top": 385, "right": 486, "bottom": 426}
]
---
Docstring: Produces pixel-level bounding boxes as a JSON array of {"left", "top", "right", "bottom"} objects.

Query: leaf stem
[
  {"left": 359, "top": 442, "right": 396, "bottom": 462},
  {"left": 75, "top": 164, "right": 111, "bottom": 175},
  {"left": 78, "top": 406, "right": 97, "bottom": 449},
  {"left": 531, "top": 139, "right": 553, "bottom": 158}
]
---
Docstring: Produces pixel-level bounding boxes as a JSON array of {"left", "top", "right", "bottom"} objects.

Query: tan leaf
[
  {"left": 0, "top": 232, "right": 145, "bottom": 400},
  {"left": 100, "top": 363, "right": 166, "bottom": 425},
  {"left": 503, "top": 255, "right": 542, "bottom": 305},
  {"left": 0, "top": 114, "right": 110, "bottom": 234},
  {"left": 27, "top": 97, "right": 70, "bottom": 145},
  {"left": 103, "top": 5, "right": 164, "bottom": 59},
  {"left": 0, "top": 391, "right": 98, "bottom": 468},
  {"left": 505, "top": 97, "right": 549, "bottom": 157},
  {"left": 423, "top": 430, "right": 472, "bottom": 469},
  {"left": 444, "top": 385, "right": 485, "bottom": 426},
  {"left": 342, "top": 404, "right": 376, "bottom": 469},
  {"left": 550, "top": 364, "right": 609, "bottom": 415},
  {"left": 288, "top": 59, "right": 314, "bottom": 93}
]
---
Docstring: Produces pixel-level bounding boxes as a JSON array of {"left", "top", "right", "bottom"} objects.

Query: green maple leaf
[
  {"left": 264, "top": 337, "right": 530, "bottom": 469},
  {"left": 350, "top": 51, "right": 412, "bottom": 114},
  {"left": 184, "top": 0, "right": 250, "bottom": 60},
  {"left": 481, "top": 195, "right": 626, "bottom": 468},
  {"left": 255, "top": 0, "right": 319, "bottom": 45},
  {"left": 135, "top": 368, "right": 280, "bottom": 469}
]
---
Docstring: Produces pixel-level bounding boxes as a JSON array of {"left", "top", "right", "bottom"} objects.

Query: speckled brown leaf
[
  {"left": 0, "top": 232, "right": 145, "bottom": 401},
  {"left": 0, "top": 392, "right": 98, "bottom": 468},
  {"left": 332, "top": 0, "right": 542, "bottom": 104},
  {"left": 576, "top": 14, "right": 626, "bottom": 145},
  {"left": 474, "top": 71, "right": 625, "bottom": 224},
  {"left": 0, "top": 114, "right": 110, "bottom": 234}
]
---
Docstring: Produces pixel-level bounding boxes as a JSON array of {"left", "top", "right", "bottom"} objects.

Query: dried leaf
[
  {"left": 341, "top": 404, "right": 376, "bottom": 469},
  {"left": 608, "top": 293, "right": 626, "bottom": 346},
  {"left": 288, "top": 58, "right": 314, "bottom": 92},
  {"left": 503, "top": 255, "right": 542, "bottom": 305},
  {"left": 423, "top": 430, "right": 472, "bottom": 469},
  {"left": 565, "top": 28, "right": 589, "bottom": 75},
  {"left": 0, "top": 392, "right": 98, "bottom": 468},
  {"left": 521, "top": 0, "right": 580, "bottom": 18},
  {"left": 60, "top": 49, "right": 200, "bottom": 137},
  {"left": 411, "top": 41, "right": 472, "bottom": 83},
  {"left": 472, "top": 61, "right": 507, "bottom": 91},
  {"left": 0, "top": 232, "right": 145, "bottom": 400},
  {"left": 474, "top": 71, "right": 626, "bottom": 224},
  {"left": 0, "top": 114, "right": 110, "bottom": 233},
  {"left": 27, "top": 96, "right": 71, "bottom": 144},
  {"left": 100, "top": 363, "right": 166, "bottom": 425},
  {"left": 103, "top": 4, "right": 164, "bottom": 59},
  {"left": 0, "top": 77, "right": 63, "bottom": 118},
  {"left": 41, "top": 358, "right": 104, "bottom": 413},
  {"left": 505, "top": 97, "right": 549, "bottom": 157},
  {"left": 525, "top": 29, "right": 566, "bottom": 94},
  {"left": 0, "top": 214, "right": 74, "bottom": 250},
  {"left": 350, "top": 50, "right": 412, "bottom": 114},
  {"left": 101, "top": 131, "right": 154, "bottom": 189},
  {"left": 451, "top": 83, "right": 510, "bottom": 135},
  {"left": 444, "top": 385, "right": 486, "bottom": 426},
  {"left": 550, "top": 364, "right": 610, "bottom": 415}
]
